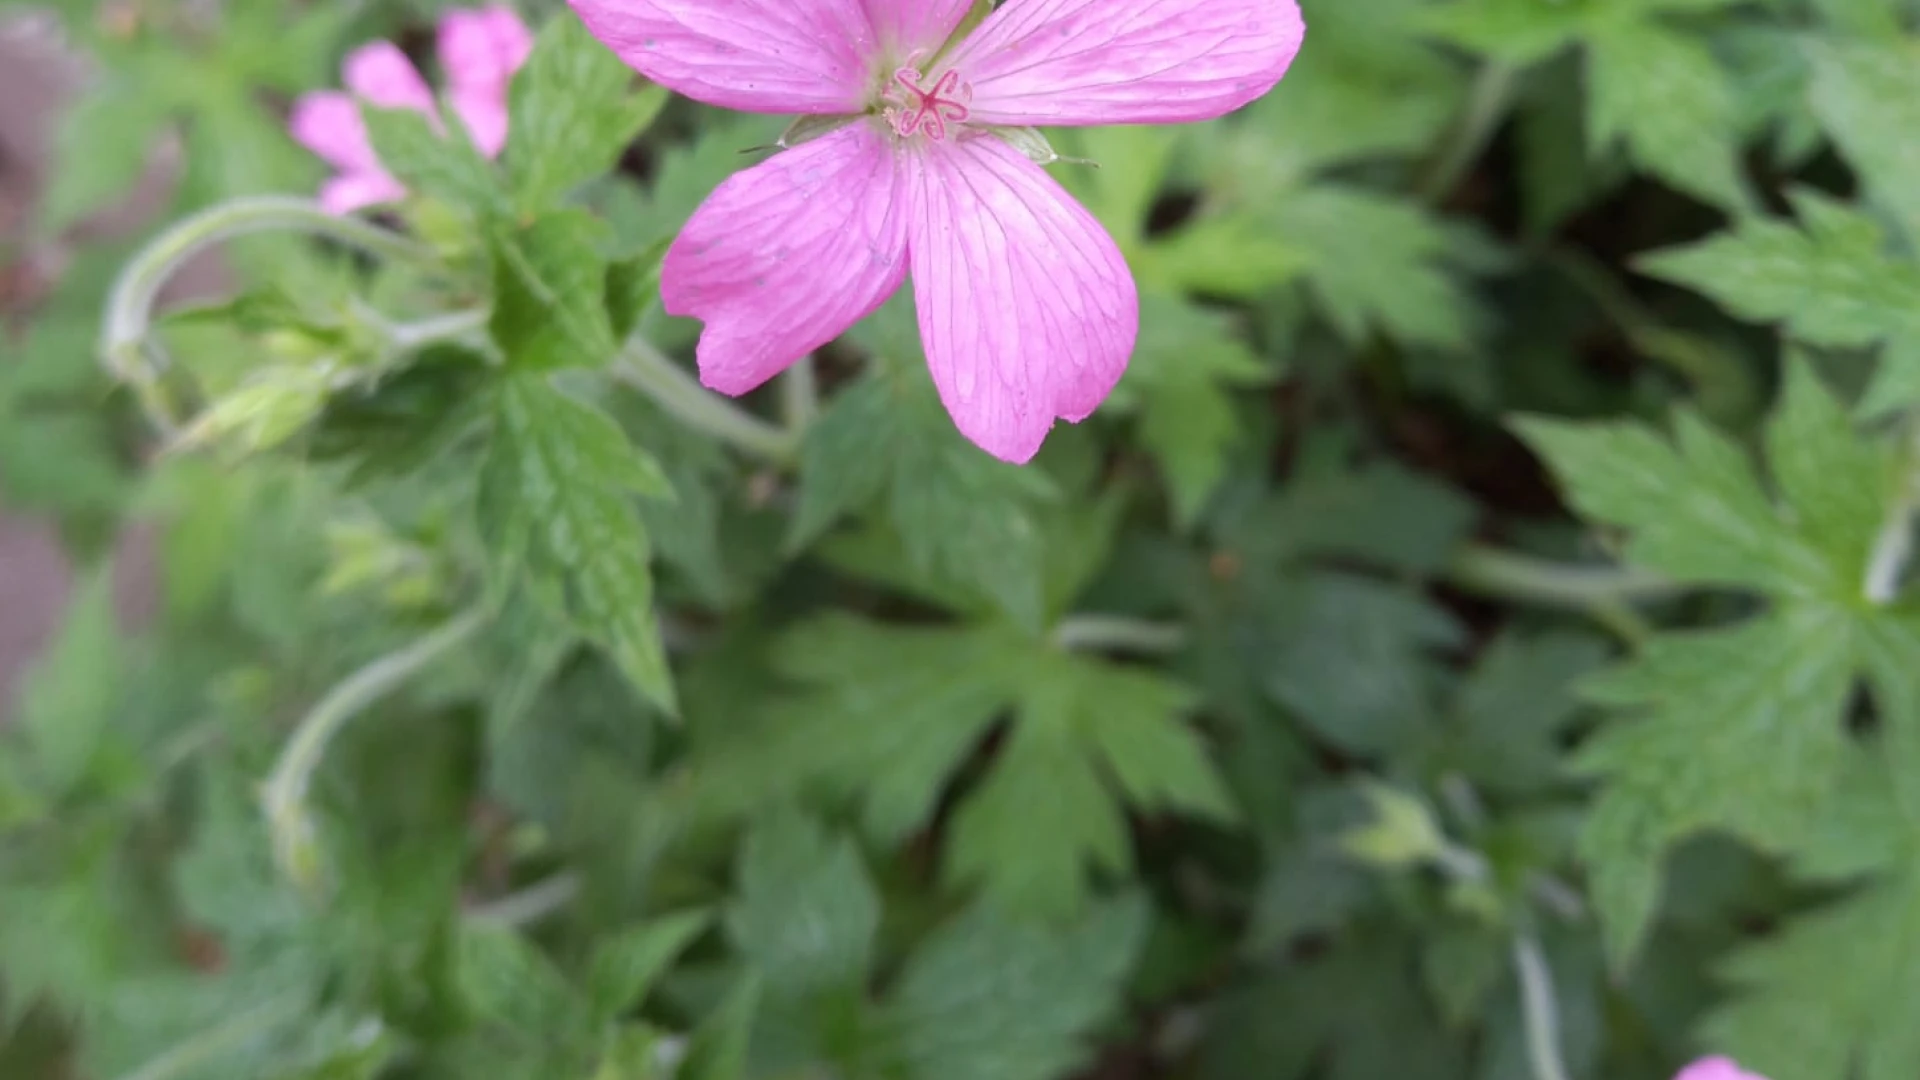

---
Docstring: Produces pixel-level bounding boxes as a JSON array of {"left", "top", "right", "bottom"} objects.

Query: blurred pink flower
[
  {"left": 1676, "top": 1056, "right": 1769, "bottom": 1080},
  {"left": 291, "top": 6, "right": 533, "bottom": 215},
  {"left": 571, "top": 0, "right": 1305, "bottom": 463}
]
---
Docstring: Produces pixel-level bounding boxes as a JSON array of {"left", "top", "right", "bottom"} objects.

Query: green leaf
[
  {"left": 607, "top": 237, "right": 672, "bottom": 342},
  {"left": 38, "top": 82, "right": 165, "bottom": 233},
  {"left": 1807, "top": 39, "right": 1920, "bottom": 244},
  {"left": 1638, "top": 190, "right": 1920, "bottom": 349},
  {"left": 1263, "top": 574, "right": 1464, "bottom": 756},
  {"left": 946, "top": 720, "right": 1133, "bottom": 919},
  {"left": 1523, "top": 364, "right": 1898, "bottom": 966},
  {"left": 726, "top": 814, "right": 880, "bottom": 997},
  {"left": 675, "top": 615, "right": 1234, "bottom": 917},
  {"left": 360, "top": 102, "right": 501, "bottom": 211},
  {"left": 1575, "top": 609, "right": 1859, "bottom": 968},
  {"left": 1438, "top": 630, "right": 1610, "bottom": 797},
  {"left": 1585, "top": 14, "right": 1748, "bottom": 209},
  {"left": 1271, "top": 185, "right": 1485, "bottom": 351},
  {"left": 1110, "top": 295, "right": 1276, "bottom": 527},
  {"left": 477, "top": 374, "right": 677, "bottom": 711},
  {"left": 880, "top": 895, "right": 1148, "bottom": 1080},
  {"left": 1515, "top": 368, "right": 1891, "bottom": 596},
  {"left": 679, "top": 976, "right": 761, "bottom": 1080},
  {"left": 491, "top": 210, "right": 620, "bottom": 371},
  {"left": 586, "top": 910, "right": 714, "bottom": 1021},
  {"left": 1416, "top": 0, "right": 1589, "bottom": 64},
  {"left": 793, "top": 361, "right": 1055, "bottom": 627},
  {"left": 507, "top": 13, "right": 669, "bottom": 209},
  {"left": 1705, "top": 866, "right": 1920, "bottom": 1080},
  {"left": 18, "top": 570, "right": 124, "bottom": 797},
  {"left": 458, "top": 925, "right": 585, "bottom": 1037}
]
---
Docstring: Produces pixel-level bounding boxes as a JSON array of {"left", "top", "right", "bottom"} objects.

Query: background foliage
[{"left": 5, "top": 0, "right": 1920, "bottom": 1078}]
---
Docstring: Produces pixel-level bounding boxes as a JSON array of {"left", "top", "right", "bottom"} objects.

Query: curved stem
[
  {"left": 612, "top": 335, "right": 798, "bottom": 465},
  {"left": 101, "top": 196, "right": 435, "bottom": 433},
  {"left": 383, "top": 308, "right": 492, "bottom": 356},
  {"left": 1053, "top": 614, "right": 1189, "bottom": 655},
  {"left": 465, "top": 871, "right": 583, "bottom": 928},
  {"left": 114, "top": 996, "right": 308, "bottom": 1080},
  {"left": 1447, "top": 544, "right": 1672, "bottom": 642},
  {"left": 1420, "top": 61, "right": 1519, "bottom": 205},
  {"left": 262, "top": 608, "right": 487, "bottom": 893},
  {"left": 1513, "top": 934, "right": 1574, "bottom": 1080}
]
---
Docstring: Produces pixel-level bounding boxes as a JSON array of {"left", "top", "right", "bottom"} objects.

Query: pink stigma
[{"left": 890, "top": 67, "right": 972, "bottom": 141}]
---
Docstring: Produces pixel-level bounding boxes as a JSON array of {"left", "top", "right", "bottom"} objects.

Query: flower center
[{"left": 887, "top": 66, "right": 972, "bottom": 141}]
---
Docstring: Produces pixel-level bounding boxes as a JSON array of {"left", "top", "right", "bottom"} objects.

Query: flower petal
[
  {"left": 905, "top": 134, "right": 1137, "bottom": 463},
  {"left": 859, "top": 0, "right": 975, "bottom": 57},
  {"left": 439, "top": 5, "right": 534, "bottom": 96},
  {"left": 343, "top": 41, "right": 437, "bottom": 115},
  {"left": 449, "top": 88, "right": 511, "bottom": 158},
  {"left": 318, "top": 171, "right": 409, "bottom": 216},
  {"left": 1675, "top": 1058, "right": 1769, "bottom": 1080},
  {"left": 664, "top": 122, "right": 910, "bottom": 395},
  {"left": 568, "top": 0, "right": 879, "bottom": 114},
  {"left": 290, "top": 91, "right": 380, "bottom": 173},
  {"left": 942, "top": 0, "right": 1305, "bottom": 127}
]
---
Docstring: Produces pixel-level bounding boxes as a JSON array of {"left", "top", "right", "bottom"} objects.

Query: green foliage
[
  {"left": 13, "top": 1, "right": 1920, "bottom": 1079},
  {"left": 478, "top": 374, "right": 676, "bottom": 711}
]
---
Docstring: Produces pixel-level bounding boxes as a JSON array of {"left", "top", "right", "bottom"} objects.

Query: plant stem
[
  {"left": 1513, "top": 934, "right": 1574, "bottom": 1080},
  {"left": 385, "top": 308, "right": 492, "bottom": 355},
  {"left": 465, "top": 872, "right": 583, "bottom": 928},
  {"left": 114, "top": 996, "right": 309, "bottom": 1080},
  {"left": 1446, "top": 544, "right": 1672, "bottom": 642},
  {"left": 262, "top": 608, "right": 487, "bottom": 893},
  {"left": 101, "top": 196, "right": 435, "bottom": 434},
  {"left": 1420, "top": 61, "right": 1519, "bottom": 204},
  {"left": 1550, "top": 250, "right": 1761, "bottom": 424},
  {"left": 1053, "top": 614, "right": 1190, "bottom": 654},
  {"left": 1865, "top": 423, "right": 1920, "bottom": 603},
  {"left": 612, "top": 336, "right": 798, "bottom": 465},
  {"left": 783, "top": 353, "right": 820, "bottom": 434}
]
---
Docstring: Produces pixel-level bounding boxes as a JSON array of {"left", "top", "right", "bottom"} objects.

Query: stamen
[{"left": 888, "top": 65, "right": 973, "bottom": 142}]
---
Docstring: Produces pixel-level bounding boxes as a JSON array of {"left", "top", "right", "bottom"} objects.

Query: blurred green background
[{"left": 5, "top": 1, "right": 1919, "bottom": 1079}]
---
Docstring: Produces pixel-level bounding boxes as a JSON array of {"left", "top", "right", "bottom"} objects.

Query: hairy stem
[
  {"left": 1446, "top": 544, "right": 1672, "bottom": 642},
  {"left": 101, "top": 196, "right": 435, "bottom": 434},
  {"left": 464, "top": 872, "right": 583, "bottom": 928},
  {"left": 114, "top": 996, "right": 309, "bottom": 1080},
  {"left": 1513, "top": 935, "right": 1574, "bottom": 1080},
  {"left": 1053, "top": 615, "right": 1190, "bottom": 655},
  {"left": 612, "top": 336, "right": 798, "bottom": 465},
  {"left": 783, "top": 353, "right": 821, "bottom": 434},
  {"left": 1420, "top": 61, "right": 1519, "bottom": 204},
  {"left": 262, "top": 608, "right": 487, "bottom": 893}
]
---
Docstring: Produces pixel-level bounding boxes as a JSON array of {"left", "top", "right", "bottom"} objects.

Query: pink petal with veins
[
  {"left": 860, "top": 0, "right": 976, "bottom": 56},
  {"left": 568, "top": 0, "right": 881, "bottom": 114},
  {"left": 905, "top": 134, "right": 1137, "bottom": 464},
  {"left": 664, "top": 122, "right": 911, "bottom": 395},
  {"left": 944, "top": 0, "right": 1305, "bottom": 127}
]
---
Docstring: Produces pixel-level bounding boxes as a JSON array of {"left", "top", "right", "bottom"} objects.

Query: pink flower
[
  {"left": 571, "top": 0, "right": 1306, "bottom": 463},
  {"left": 291, "top": 6, "right": 533, "bottom": 216},
  {"left": 1676, "top": 1057, "right": 1769, "bottom": 1080}
]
